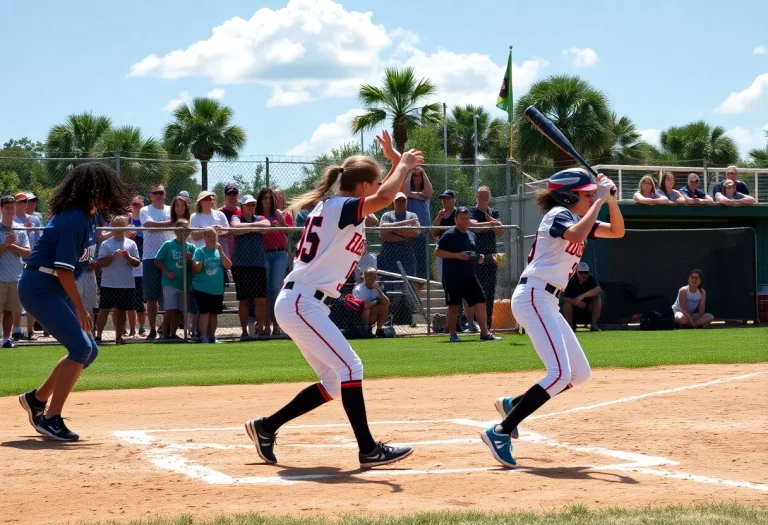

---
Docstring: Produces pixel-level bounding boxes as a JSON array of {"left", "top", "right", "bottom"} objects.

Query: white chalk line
[{"left": 113, "top": 369, "right": 768, "bottom": 490}]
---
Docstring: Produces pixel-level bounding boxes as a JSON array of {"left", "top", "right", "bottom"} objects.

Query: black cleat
[
  {"left": 245, "top": 417, "right": 277, "bottom": 464},
  {"left": 19, "top": 390, "right": 46, "bottom": 432},
  {"left": 359, "top": 441, "right": 413, "bottom": 468},
  {"left": 36, "top": 415, "right": 79, "bottom": 441}
]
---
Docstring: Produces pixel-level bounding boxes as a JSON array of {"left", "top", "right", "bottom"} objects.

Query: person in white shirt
[
  {"left": 352, "top": 268, "right": 390, "bottom": 337},
  {"left": 12, "top": 192, "right": 42, "bottom": 340},
  {"left": 95, "top": 216, "right": 140, "bottom": 344},
  {"left": 139, "top": 184, "right": 174, "bottom": 340},
  {"left": 190, "top": 191, "right": 230, "bottom": 248}
]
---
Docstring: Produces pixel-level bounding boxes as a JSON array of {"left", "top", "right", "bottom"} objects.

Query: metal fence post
[
  {"left": 703, "top": 158, "right": 708, "bottom": 194},
  {"left": 505, "top": 160, "right": 512, "bottom": 212},
  {"left": 115, "top": 154, "right": 121, "bottom": 174},
  {"left": 443, "top": 103, "right": 449, "bottom": 191},
  {"left": 182, "top": 226, "right": 188, "bottom": 342},
  {"left": 266, "top": 157, "right": 270, "bottom": 189},
  {"left": 425, "top": 229, "right": 431, "bottom": 336}
]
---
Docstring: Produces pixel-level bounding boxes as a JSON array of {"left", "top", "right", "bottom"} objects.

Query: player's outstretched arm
[{"left": 361, "top": 146, "right": 424, "bottom": 217}]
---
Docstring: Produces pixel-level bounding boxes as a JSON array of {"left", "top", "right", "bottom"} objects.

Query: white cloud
[
  {"left": 286, "top": 109, "right": 367, "bottom": 156},
  {"left": 563, "top": 48, "right": 599, "bottom": 68},
  {"left": 714, "top": 73, "right": 768, "bottom": 113},
  {"left": 162, "top": 91, "right": 191, "bottom": 111},
  {"left": 753, "top": 45, "right": 766, "bottom": 56},
  {"left": 129, "top": 0, "right": 548, "bottom": 111},
  {"left": 638, "top": 128, "right": 661, "bottom": 147},
  {"left": 206, "top": 88, "right": 226, "bottom": 100},
  {"left": 726, "top": 123, "right": 768, "bottom": 157}
]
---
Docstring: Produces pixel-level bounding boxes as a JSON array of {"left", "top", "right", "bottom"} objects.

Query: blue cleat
[
  {"left": 481, "top": 426, "right": 516, "bottom": 468},
  {"left": 449, "top": 333, "right": 460, "bottom": 343},
  {"left": 493, "top": 397, "right": 519, "bottom": 439}
]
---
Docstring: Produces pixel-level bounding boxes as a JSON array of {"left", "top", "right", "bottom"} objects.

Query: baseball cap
[
  {"left": 178, "top": 190, "right": 190, "bottom": 199},
  {"left": 241, "top": 194, "right": 257, "bottom": 205},
  {"left": 456, "top": 206, "right": 470, "bottom": 215},
  {"left": 439, "top": 189, "right": 456, "bottom": 199},
  {"left": 14, "top": 192, "right": 28, "bottom": 201},
  {"left": 577, "top": 262, "right": 590, "bottom": 273},
  {"left": 196, "top": 190, "right": 216, "bottom": 203},
  {"left": 394, "top": 192, "right": 407, "bottom": 201},
  {"left": 224, "top": 184, "right": 239, "bottom": 195},
  {"left": 26, "top": 192, "right": 37, "bottom": 201},
  {"left": 688, "top": 173, "right": 700, "bottom": 182}
]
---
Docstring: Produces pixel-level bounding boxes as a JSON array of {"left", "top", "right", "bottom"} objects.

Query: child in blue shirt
[
  {"left": 191, "top": 227, "right": 232, "bottom": 343},
  {"left": 17, "top": 162, "right": 132, "bottom": 441}
]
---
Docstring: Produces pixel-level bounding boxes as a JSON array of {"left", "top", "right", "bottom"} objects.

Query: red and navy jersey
[
  {"left": 24, "top": 207, "right": 97, "bottom": 279},
  {"left": 286, "top": 196, "right": 367, "bottom": 298},
  {"left": 521, "top": 206, "right": 600, "bottom": 290}
]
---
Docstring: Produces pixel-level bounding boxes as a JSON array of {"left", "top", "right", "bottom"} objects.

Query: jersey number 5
[{"left": 296, "top": 216, "right": 323, "bottom": 263}]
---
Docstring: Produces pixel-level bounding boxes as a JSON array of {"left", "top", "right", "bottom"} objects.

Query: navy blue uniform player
[{"left": 18, "top": 163, "right": 132, "bottom": 441}]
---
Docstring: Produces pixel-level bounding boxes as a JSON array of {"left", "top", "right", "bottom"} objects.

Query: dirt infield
[{"left": 1, "top": 363, "right": 767, "bottom": 524}]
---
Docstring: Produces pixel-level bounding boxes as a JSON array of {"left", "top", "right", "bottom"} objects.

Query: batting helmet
[{"left": 547, "top": 168, "right": 597, "bottom": 206}]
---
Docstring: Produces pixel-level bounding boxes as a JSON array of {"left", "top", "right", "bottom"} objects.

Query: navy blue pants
[{"left": 18, "top": 270, "right": 99, "bottom": 367}]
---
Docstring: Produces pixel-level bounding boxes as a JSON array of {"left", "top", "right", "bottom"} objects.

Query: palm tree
[
  {"left": 97, "top": 126, "right": 167, "bottom": 192},
  {"left": 514, "top": 75, "right": 612, "bottom": 168},
  {"left": 747, "top": 131, "right": 768, "bottom": 168},
  {"left": 163, "top": 98, "right": 246, "bottom": 190},
  {"left": 658, "top": 121, "right": 738, "bottom": 167},
  {"left": 601, "top": 113, "right": 646, "bottom": 164},
  {"left": 352, "top": 67, "right": 441, "bottom": 154},
  {"left": 446, "top": 105, "right": 508, "bottom": 163},
  {"left": 45, "top": 112, "right": 112, "bottom": 181}
]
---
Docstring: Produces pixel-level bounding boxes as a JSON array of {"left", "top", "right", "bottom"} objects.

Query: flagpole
[{"left": 508, "top": 45, "right": 513, "bottom": 159}]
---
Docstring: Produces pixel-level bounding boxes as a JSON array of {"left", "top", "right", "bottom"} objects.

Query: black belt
[
  {"left": 265, "top": 248, "right": 285, "bottom": 253},
  {"left": 284, "top": 281, "right": 334, "bottom": 306},
  {"left": 519, "top": 277, "right": 563, "bottom": 298}
]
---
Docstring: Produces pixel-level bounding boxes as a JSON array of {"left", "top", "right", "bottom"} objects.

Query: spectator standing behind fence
[
  {"left": 190, "top": 191, "right": 229, "bottom": 248},
  {"left": 432, "top": 189, "right": 458, "bottom": 281},
  {"left": 656, "top": 172, "right": 686, "bottom": 204},
  {"left": 379, "top": 192, "right": 419, "bottom": 277},
  {"left": 139, "top": 184, "right": 174, "bottom": 340},
  {"left": 716, "top": 179, "right": 756, "bottom": 206},
  {"left": 435, "top": 207, "right": 500, "bottom": 343},
  {"left": 633, "top": 176, "right": 669, "bottom": 205},
  {"left": 95, "top": 216, "right": 140, "bottom": 345},
  {"left": 75, "top": 213, "right": 106, "bottom": 335},
  {"left": 11, "top": 192, "right": 40, "bottom": 340},
  {"left": 127, "top": 195, "right": 147, "bottom": 337},
  {"left": 0, "top": 195, "right": 30, "bottom": 348},
  {"left": 562, "top": 262, "right": 602, "bottom": 332},
  {"left": 711, "top": 166, "right": 749, "bottom": 200},
  {"left": 353, "top": 268, "right": 390, "bottom": 337},
  {"left": 154, "top": 219, "right": 195, "bottom": 340},
  {"left": 468, "top": 186, "right": 503, "bottom": 331},
  {"left": 230, "top": 194, "right": 271, "bottom": 340},
  {"left": 672, "top": 269, "right": 714, "bottom": 328},
  {"left": 191, "top": 228, "right": 232, "bottom": 343},
  {"left": 679, "top": 173, "right": 714, "bottom": 204},
  {"left": 219, "top": 184, "right": 241, "bottom": 256},
  {"left": 402, "top": 167, "right": 432, "bottom": 289},
  {"left": 257, "top": 187, "right": 292, "bottom": 337}
]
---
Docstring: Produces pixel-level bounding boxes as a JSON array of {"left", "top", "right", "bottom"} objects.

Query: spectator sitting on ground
[
  {"left": 95, "top": 216, "right": 140, "bottom": 344},
  {"left": 562, "top": 262, "right": 602, "bottom": 332},
  {"left": 0, "top": 195, "right": 30, "bottom": 348},
  {"left": 672, "top": 269, "right": 714, "bottom": 328},
  {"left": 711, "top": 165, "right": 749, "bottom": 200},
  {"left": 633, "top": 175, "right": 669, "bottom": 205},
  {"left": 657, "top": 172, "right": 686, "bottom": 204},
  {"left": 715, "top": 179, "right": 756, "bottom": 206},
  {"left": 679, "top": 173, "right": 714, "bottom": 204},
  {"left": 352, "top": 268, "right": 390, "bottom": 337},
  {"left": 354, "top": 240, "right": 377, "bottom": 284},
  {"left": 378, "top": 192, "right": 419, "bottom": 281}
]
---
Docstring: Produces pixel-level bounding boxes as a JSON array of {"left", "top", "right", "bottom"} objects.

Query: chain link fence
[{"left": 4, "top": 224, "right": 521, "bottom": 346}]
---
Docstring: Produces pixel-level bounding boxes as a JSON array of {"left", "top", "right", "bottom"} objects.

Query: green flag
[{"left": 496, "top": 56, "right": 512, "bottom": 117}]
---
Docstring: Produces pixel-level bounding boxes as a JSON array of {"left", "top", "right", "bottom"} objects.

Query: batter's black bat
[{"left": 523, "top": 105, "right": 616, "bottom": 194}]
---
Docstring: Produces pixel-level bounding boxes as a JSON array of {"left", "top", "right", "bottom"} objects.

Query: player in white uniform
[
  {"left": 245, "top": 131, "right": 423, "bottom": 469},
  {"left": 481, "top": 168, "right": 625, "bottom": 467}
]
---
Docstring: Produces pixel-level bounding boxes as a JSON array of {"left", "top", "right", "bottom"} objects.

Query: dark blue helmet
[{"left": 547, "top": 168, "right": 597, "bottom": 206}]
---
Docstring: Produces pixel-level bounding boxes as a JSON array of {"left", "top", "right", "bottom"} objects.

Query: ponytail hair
[{"left": 288, "top": 155, "right": 381, "bottom": 214}]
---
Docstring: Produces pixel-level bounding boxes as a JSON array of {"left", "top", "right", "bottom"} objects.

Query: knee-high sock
[
  {"left": 499, "top": 384, "right": 551, "bottom": 435},
  {"left": 340, "top": 380, "right": 377, "bottom": 455},
  {"left": 262, "top": 383, "right": 330, "bottom": 434}
]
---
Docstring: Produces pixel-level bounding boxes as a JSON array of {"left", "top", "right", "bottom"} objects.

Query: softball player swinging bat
[
  {"left": 481, "top": 168, "right": 625, "bottom": 467},
  {"left": 245, "top": 131, "right": 423, "bottom": 468}
]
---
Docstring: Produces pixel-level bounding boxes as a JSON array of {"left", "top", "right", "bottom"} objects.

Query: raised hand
[
  {"left": 596, "top": 174, "right": 616, "bottom": 201},
  {"left": 400, "top": 149, "right": 424, "bottom": 170},
  {"left": 376, "top": 130, "right": 400, "bottom": 161}
]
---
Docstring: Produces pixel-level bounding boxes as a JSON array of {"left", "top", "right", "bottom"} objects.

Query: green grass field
[
  {"left": 85, "top": 504, "right": 768, "bottom": 525},
  {"left": 2, "top": 327, "right": 767, "bottom": 397}
]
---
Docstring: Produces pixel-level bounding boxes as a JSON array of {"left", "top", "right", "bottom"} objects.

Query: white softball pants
[
  {"left": 512, "top": 276, "right": 592, "bottom": 395},
  {"left": 274, "top": 283, "right": 364, "bottom": 400}
]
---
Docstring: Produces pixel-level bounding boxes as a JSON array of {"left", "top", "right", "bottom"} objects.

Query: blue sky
[{"left": 3, "top": 0, "right": 767, "bottom": 159}]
